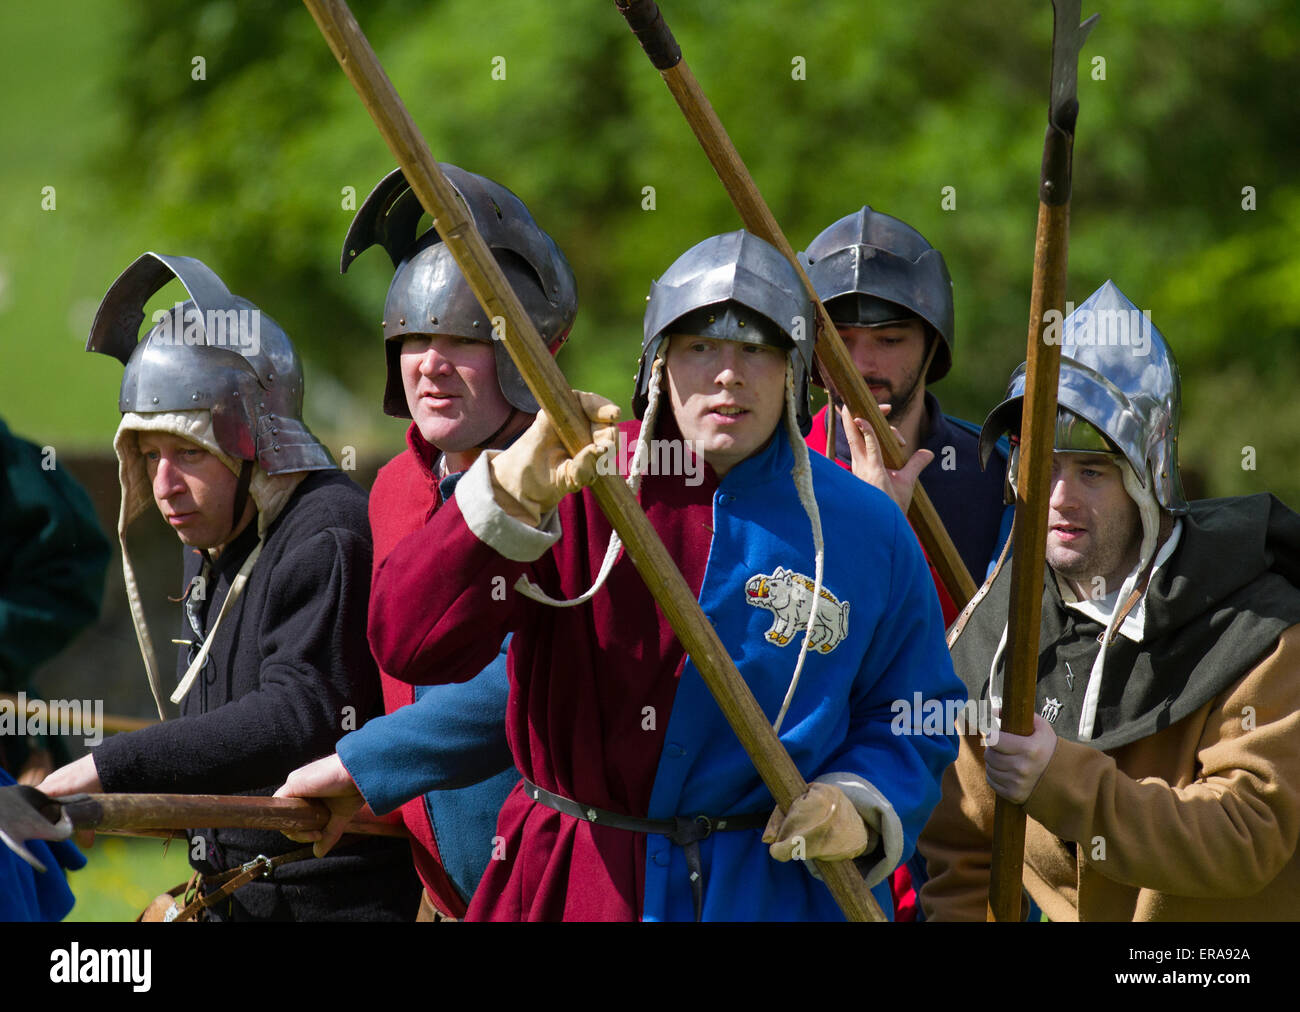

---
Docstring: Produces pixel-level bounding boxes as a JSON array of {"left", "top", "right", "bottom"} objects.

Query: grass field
[{"left": 63, "top": 834, "right": 195, "bottom": 922}]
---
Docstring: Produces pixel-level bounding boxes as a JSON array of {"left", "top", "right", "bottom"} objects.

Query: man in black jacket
[{"left": 39, "top": 253, "right": 420, "bottom": 921}]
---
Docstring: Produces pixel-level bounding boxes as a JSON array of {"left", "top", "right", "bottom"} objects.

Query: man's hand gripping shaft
[{"left": 489, "top": 392, "right": 621, "bottom": 526}]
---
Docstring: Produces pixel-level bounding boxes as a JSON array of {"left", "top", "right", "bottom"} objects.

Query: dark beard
[
  {"left": 830, "top": 375, "right": 925, "bottom": 463},
  {"left": 887, "top": 370, "right": 924, "bottom": 425}
]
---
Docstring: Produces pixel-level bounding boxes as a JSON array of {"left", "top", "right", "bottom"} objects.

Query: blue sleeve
[
  {"left": 0, "top": 768, "right": 84, "bottom": 921},
  {"left": 819, "top": 508, "right": 966, "bottom": 866},
  {"left": 338, "top": 637, "right": 514, "bottom": 815}
]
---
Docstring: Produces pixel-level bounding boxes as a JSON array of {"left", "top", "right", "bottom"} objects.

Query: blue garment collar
[{"left": 718, "top": 421, "right": 795, "bottom": 492}]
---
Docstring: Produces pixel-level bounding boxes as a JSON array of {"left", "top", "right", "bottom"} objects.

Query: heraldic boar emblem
[{"left": 744, "top": 567, "right": 850, "bottom": 654}]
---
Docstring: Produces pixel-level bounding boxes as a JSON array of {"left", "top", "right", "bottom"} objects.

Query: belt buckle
[{"left": 693, "top": 814, "right": 713, "bottom": 839}]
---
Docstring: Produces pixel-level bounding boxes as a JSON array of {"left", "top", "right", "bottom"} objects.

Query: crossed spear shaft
[
  {"left": 301, "top": 0, "right": 885, "bottom": 921},
  {"left": 616, "top": 0, "right": 977, "bottom": 611}
]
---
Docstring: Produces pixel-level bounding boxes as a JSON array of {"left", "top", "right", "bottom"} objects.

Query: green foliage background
[{"left": 2, "top": 0, "right": 1297, "bottom": 491}]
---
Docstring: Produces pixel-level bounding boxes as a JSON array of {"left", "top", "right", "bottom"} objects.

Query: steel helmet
[
  {"left": 979, "top": 280, "right": 1187, "bottom": 514},
  {"left": 86, "top": 252, "right": 333, "bottom": 475},
  {"left": 342, "top": 165, "right": 577, "bottom": 417},
  {"left": 800, "top": 206, "right": 955, "bottom": 383},
  {"left": 634, "top": 230, "right": 815, "bottom": 433}
]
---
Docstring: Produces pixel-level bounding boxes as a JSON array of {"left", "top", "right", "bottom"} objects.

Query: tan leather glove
[
  {"left": 762, "top": 782, "right": 873, "bottom": 863},
  {"left": 489, "top": 392, "right": 620, "bottom": 526}
]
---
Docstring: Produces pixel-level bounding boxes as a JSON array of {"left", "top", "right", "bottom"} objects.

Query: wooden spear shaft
[
  {"left": 987, "top": 0, "right": 1097, "bottom": 922},
  {"left": 301, "top": 0, "right": 884, "bottom": 922},
  {"left": 986, "top": 200, "right": 1067, "bottom": 921},
  {"left": 57, "top": 793, "right": 408, "bottom": 838},
  {"left": 615, "top": 0, "right": 976, "bottom": 608}
]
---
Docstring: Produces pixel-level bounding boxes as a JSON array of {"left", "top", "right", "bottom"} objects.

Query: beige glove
[
  {"left": 489, "top": 392, "right": 620, "bottom": 526},
  {"left": 762, "top": 782, "right": 873, "bottom": 863}
]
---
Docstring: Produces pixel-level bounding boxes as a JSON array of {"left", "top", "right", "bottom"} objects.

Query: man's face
[
  {"left": 138, "top": 432, "right": 245, "bottom": 549},
  {"left": 399, "top": 334, "right": 512, "bottom": 450},
  {"left": 1045, "top": 452, "right": 1143, "bottom": 595},
  {"left": 664, "top": 334, "right": 787, "bottom": 478},
  {"left": 838, "top": 319, "right": 929, "bottom": 417}
]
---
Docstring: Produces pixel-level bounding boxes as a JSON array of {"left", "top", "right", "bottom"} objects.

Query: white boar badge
[{"left": 744, "top": 566, "right": 850, "bottom": 654}]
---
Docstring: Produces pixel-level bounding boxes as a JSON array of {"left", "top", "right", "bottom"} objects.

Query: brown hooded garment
[{"left": 920, "top": 494, "right": 1300, "bottom": 921}]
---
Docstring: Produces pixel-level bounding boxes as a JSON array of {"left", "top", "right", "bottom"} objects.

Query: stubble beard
[
  {"left": 872, "top": 362, "right": 925, "bottom": 433},
  {"left": 1047, "top": 519, "right": 1143, "bottom": 597}
]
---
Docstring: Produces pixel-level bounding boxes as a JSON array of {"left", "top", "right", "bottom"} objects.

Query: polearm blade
[
  {"left": 0, "top": 785, "right": 71, "bottom": 872},
  {"left": 615, "top": 0, "right": 977, "bottom": 608},
  {"left": 987, "top": 0, "right": 1097, "bottom": 922},
  {"left": 301, "top": 0, "right": 885, "bottom": 921}
]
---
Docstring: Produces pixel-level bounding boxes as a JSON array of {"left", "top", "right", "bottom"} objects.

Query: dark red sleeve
[{"left": 368, "top": 493, "right": 540, "bottom": 687}]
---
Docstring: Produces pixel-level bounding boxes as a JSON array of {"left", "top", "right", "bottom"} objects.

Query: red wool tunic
[
  {"left": 366, "top": 423, "right": 468, "bottom": 916},
  {"left": 369, "top": 417, "right": 716, "bottom": 920}
]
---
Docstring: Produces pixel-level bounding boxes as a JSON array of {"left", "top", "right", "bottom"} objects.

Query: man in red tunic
[
  {"left": 369, "top": 230, "right": 963, "bottom": 920},
  {"left": 275, "top": 166, "right": 577, "bottom": 919}
]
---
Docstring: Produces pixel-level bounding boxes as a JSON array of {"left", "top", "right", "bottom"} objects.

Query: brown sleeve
[
  {"left": 1025, "top": 625, "right": 1300, "bottom": 898},
  {"left": 917, "top": 732, "right": 996, "bottom": 921}
]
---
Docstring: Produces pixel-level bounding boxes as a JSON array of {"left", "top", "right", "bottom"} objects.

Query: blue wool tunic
[{"left": 642, "top": 426, "right": 965, "bottom": 920}]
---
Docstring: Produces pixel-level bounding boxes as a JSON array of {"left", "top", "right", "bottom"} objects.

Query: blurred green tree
[{"left": 86, "top": 0, "right": 1300, "bottom": 499}]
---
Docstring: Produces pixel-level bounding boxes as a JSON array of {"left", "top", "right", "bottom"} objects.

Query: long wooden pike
[
  {"left": 987, "top": 0, "right": 1097, "bottom": 922},
  {"left": 615, "top": 0, "right": 976, "bottom": 608},
  {"left": 0, "top": 785, "right": 407, "bottom": 857},
  {"left": 301, "top": 0, "right": 885, "bottom": 921}
]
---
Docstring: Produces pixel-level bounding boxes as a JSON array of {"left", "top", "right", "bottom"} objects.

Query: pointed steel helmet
[
  {"left": 342, "top": 166, "right": 577, "bottom": 417},
  {"left": 979, "top": 280, "right": 1187, "bottom": 514},
  {"left": 86, "top": 253, "right": 334, "bottom": 475},
  {"left": 799, "top": 206, "right": 955, "bottom": 383},
  {"left": 634, "top": 230, "right": 815, "bottom": 432}
]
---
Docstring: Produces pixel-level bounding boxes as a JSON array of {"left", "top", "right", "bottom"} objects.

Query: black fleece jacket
[{"left": 94, "top": 469, "right": 420, "bottom": 921}]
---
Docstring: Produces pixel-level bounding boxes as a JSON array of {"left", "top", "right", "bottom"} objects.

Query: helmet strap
[
  {"left": 229, "top": 459, "right": 255, "bottom": 542},
  {"left": 475, "top": 407, "right": 519, "bottom": 450}
]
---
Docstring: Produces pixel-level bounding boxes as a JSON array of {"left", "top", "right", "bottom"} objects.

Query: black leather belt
[{"left": 521, "top": 778, "right": 768, "bottom": 921}]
